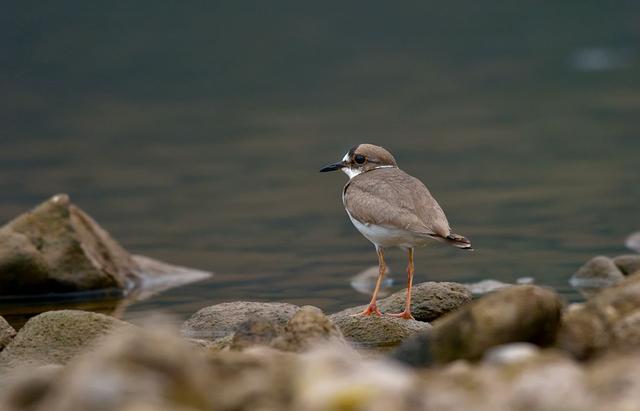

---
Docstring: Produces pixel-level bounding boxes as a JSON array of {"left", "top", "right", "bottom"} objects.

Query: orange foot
[
  {"left": 351, "top": 304, "right": 382, "bottom": 317},
  {"left": 386, "top": 311, "right": 415, "bottom": 320}
]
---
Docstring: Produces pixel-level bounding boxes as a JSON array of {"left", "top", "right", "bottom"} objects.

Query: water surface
[{"left": 1, "top": 2, "right": 639, "bottom": 324}]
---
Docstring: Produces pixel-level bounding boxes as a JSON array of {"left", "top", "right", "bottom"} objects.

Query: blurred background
[{"left": 1, "top": 1, "right": 639, "bottom": 323}]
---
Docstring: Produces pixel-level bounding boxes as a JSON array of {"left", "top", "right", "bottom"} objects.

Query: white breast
[{"left": 345, "top": 210, "right": 430, "bottom": 249}]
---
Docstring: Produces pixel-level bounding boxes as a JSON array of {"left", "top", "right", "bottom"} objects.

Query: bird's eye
[{"left": 354, "top": 154, "right": 366, "bottom": 164}]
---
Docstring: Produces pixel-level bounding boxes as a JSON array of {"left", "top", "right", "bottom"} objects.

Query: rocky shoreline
[
  {"left": 0, "top": 267, "right": 639, "bottom": 410},
  {"left": 1, "top": 196, "right": 640, "bottom": 410}
]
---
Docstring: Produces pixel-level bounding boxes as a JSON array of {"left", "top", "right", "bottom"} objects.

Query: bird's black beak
[{"left": 319, "top": 161, "right": 345, "bottom": 172}]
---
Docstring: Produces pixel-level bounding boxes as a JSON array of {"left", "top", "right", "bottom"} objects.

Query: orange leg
[
  {"left": 387, "top": 248, "right": 416, "bottom": 320},
  {"left": 352, "top": 247, "right": 385, "bottom": 316}
]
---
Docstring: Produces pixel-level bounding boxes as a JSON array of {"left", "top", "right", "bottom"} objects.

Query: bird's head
[{"left": 319, "top": 144, "right": 398, "bottom": 179}]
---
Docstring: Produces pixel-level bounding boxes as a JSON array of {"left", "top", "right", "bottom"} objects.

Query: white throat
[{"left": 342, "top": 167, "right": 363, "bottom": 179}]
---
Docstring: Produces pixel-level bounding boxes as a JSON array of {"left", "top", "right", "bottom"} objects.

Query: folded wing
[{"left": 343, "top": 168, "right": 451, "bottom": 238}]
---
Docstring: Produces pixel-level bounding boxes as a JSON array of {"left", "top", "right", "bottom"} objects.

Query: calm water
[{"left": 1, "top": 2, "right": 639, "bottom": 325}]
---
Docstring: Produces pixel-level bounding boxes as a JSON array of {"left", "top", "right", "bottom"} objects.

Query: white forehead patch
[{"left": 340, "top": 152, "right": 363, "bottom": 179}]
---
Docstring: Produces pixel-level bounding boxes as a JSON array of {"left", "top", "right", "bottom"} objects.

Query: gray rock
[
  {"left": 0, "top": 194, "right": 136, "bottom": 295},
  {"left": 613, "top": 254, "right": 640, "bottom": 276},
  {"left": 336, "top": 281, "right": 472, "bottom": 323},
  {"left": 231, "top": 317, "right": 285, "bottom": 350},
  {"left": 231, "top": 306, "right": 347, "bottom": 352},
  {"left": 377, "top": 281, "right": 472, "bottom": 322},
  {"left": 569, "top": 256, "right": 625, "bottom": 297},
  {"left": 0, "top": 310, "right": 130, "bottom": 371},
  {"left": 393, "top": 285, "right": 563, "bottom": 366},
  {"left": 329, "top": 311, "right": 431, "bottom": 348},
  {"left": 11, "top": 325, "right": 222, "bottom": 411},
  {"left": 271, "top": 306, "right": 346, "bottom": 352},
  {"left": 558, "top": 272, "right": 640, "bottom": 359},
  {"left": 0, "top": 315, "right": 16, "bottom": 351},
  {"left": 181, "top": 301, "right": 300, "bottom": 341},
  {"left": 0, "top": 194, "right": 211, "bottom": 297}
]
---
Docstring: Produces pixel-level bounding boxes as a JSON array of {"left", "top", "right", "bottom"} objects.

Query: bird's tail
[{"left": 432, "top": 233, "right": 473, "bottom": 250}]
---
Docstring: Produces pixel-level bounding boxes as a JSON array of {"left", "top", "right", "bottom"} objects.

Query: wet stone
[{"left": 181, "top": 301, "right": 300, "bottom": 341}]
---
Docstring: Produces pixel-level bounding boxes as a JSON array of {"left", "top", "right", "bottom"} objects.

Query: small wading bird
[{"left": 320, "top": 144, "right": 472, "bottom": 320}]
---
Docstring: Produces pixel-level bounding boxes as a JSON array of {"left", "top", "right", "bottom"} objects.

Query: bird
[{"left": 320, "top": 144, "right": 472, "bottom": 320}]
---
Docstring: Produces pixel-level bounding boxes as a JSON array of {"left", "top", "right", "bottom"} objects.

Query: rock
[
  {"left": 626, "top": 231, "right": 640, "bottom": 253},
  {"left": 569, "top": 256, "right": 625, "bottom": 297},
  {"left": 613, "top": 254, "right": 640, "bottom": 276},
  {"left": 3, "top": 332, "right": 299, "bottom": 411},
  {"left": 483, "top": 343, "right": 540, "bottom": 365},
  {"left": 329, "top": 311, "right": 431, "bottom": 348},
  {"left": 503, "top": 353, "right": 591, "bottom": 411},
  {"left": 9, "top": 324, "right": 219, "bottom": 411},
  {"left": 206, "top": 346, "right": 298, "bottom": 411},
  {"left": 464, "top": 279, "right": 513, "bottom": 295},
  {"left": 231, "top": 317, "right": 285, "bottom": 350},
  {"left": 0, "top": 194, "right": 136, "bottom": 295},
  {"left": 1, "top": 364, "right": 63, "bottom": 410},
  {"left": 271, "top": 306, "right": 347, "bottom": 352},
  {"left": 0, "top": 315, "right": 16, "bottom": 351},
  {"left": 0, "top": 194, "right": 211, "bottom": 297},
  {"left": 334, "top": 281, "right": 471, "bottom": 324},
  {"left": 181, "top": 301, "right": 299, "bottom": 341},
  {"left": 558, "top": 272, "right": 640, "bottom": 359},
  {"left": 231, "top": 306, "right": 348, "bottom": 352},
  {"left": 417, "top": 361, "right": 502, "bottom": 411},
  {"left": 417, "top": 351, "right": 591, "bottom": 411},
  {"left": 377, "top": 281, "right": 472, "bottom": 322},
  {"left": 293, "top": 346, "right": 419, "bottom": 411},
  {"left": 587, "top": 352, "right": 640, "bottom": 410},
  {"left": 390, "top": 331, "right": 433, "bottom": 366},
  {"left": 0, "top": 310, "right": 130, "bottom": 371},
  {"left": 392, "top": 285, "right": 563, "bottom": 366}
]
